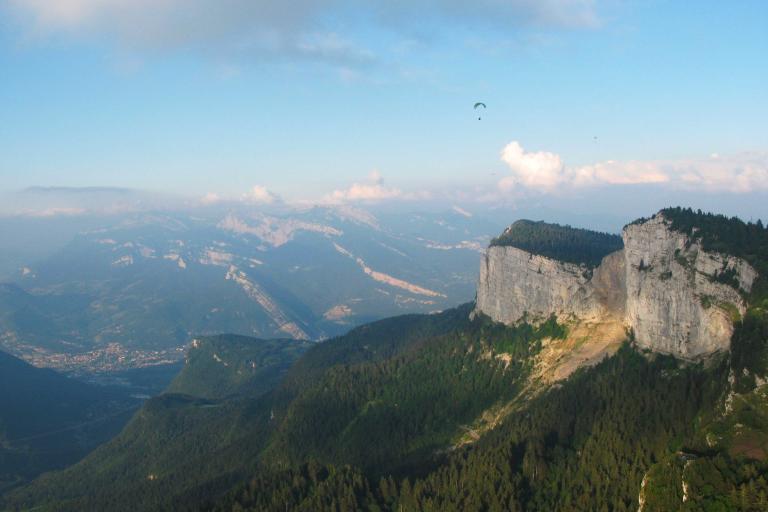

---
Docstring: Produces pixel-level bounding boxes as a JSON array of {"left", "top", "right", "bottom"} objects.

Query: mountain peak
[{"left": 478, "top": 214, "right": 758, "bottom": 360}]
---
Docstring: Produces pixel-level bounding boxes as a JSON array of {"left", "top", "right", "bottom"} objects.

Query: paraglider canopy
[{"left": 474, "top": 102, "right": 486, "bottom": 120}]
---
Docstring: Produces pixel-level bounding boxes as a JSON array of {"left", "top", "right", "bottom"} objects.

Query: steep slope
[
  {"left": 13, "top": 297, "right": 739, "bottom": 512},
  {"left": 214, "top": 346, "right": 731, "bottom": 512},
  {"left": 3, "top": 305, "right": 562, "bottom": 510},
  {"left": 477, "top": 209, "right": 759, "bottom": 360},
  {"left": 259, "top": 305, "right": 549, "bottom": 476},
  {"left": 6, "top": 207, "right": 768, "bottom": 512},
  {"left": 166, "top": 334, "right": 311, "bottom": 400},
  {"left": 218, "top": 299, "right": 768, "bottom": 512},
  {"left": 0, "top": 351, "right": 137, "bottom": 493},
  {"left": 2, "top": 335, "right": 314, "bottom": 511},
  {"left": 624, "top": 213, "right": 756, "bottom": 358},
  {"left": 8, "top": 301, "right": 767, "bottom": 512},
  {"left": 637, "top": 269, "right": 768, "bottom": 511}
]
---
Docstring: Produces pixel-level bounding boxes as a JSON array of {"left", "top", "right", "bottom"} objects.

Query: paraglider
[{"left": 474, "top": 102, "right": 486, "bottom": 120}]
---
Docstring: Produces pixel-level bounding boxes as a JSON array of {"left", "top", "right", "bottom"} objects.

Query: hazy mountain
[
  {"left": 0, "top": 204, "right": 499, "bottom": 374},
  {"left": 6, "top": 208, "right": 767, "bottom": 511},
  {"left": 8, "top": 304, "right": 765, "bottom": 511}
]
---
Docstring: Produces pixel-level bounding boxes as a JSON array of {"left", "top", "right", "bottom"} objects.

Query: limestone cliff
[
  {"left": 477, "top": 247, "right": 589, "bottom": 324},
  {"left": 475, "top": 212, "right": 758, "bottom": 360},
  {"left": 623, "top": 214, "right": 756, "bottom": 359}
]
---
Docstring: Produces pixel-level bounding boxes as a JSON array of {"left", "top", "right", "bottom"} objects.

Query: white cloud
[
  {"left": 8, "top": 0, "right": 370, "bottom": 65},
  {"left": 377, "top": 0, "right": 599, "bottom": 30},
  {"left": 500, "top": 141, "right": 566, "bottom": 190},
  {"left": 295, "top": 32, "right": 374, "bottom": 65},
  {"left": 333, "top": 183, "right": 401, "bottom": 201},
  {"left": 198, "top": 186, "right": 280, "bottom": 205},
  {"left": 325, "top": 171, "right": 404, "bottom": 203},
  {"left": 18, "top": 206, "right": 88, "bottom": 217},
  {"left": 200, "top": 192, "right": 221, "bottom": 204},
  {"left": 499, "top": 141, "right": 768, "bottom": 194},
  {"left": 0, "top": 187, "right": 184, "bottom": 217},
  {"left": 571, "top": 160, "right": 670, "bottom": 186},
  {"left": 242, "top": 185, "right": 279, "bottom": 204},
  {"left": 671, "top": 152, "right": 768, "bottom": 193},
  {"left": 6, "top": 0, "right": 598, "bottom": 65}
]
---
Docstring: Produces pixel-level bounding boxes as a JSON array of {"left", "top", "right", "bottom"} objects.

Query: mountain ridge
[
  {"left": 4, "top": 207, "right": 768, "bottom": 511},
  {"left": 477, "top": 208, "right": 761, "bottom": 360},
  {"left": 0, "top": 350, "right": 137, "bottom": 493}
]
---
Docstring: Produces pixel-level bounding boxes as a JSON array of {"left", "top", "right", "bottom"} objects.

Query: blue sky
[{"left": 0, "top": 1, "right": 766, "bottom": 209}]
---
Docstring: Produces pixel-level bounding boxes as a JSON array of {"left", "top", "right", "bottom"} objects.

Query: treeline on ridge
[
  {"left": 659, "top": 206, "right": 768, "bottom": 301},
  {"left": 490, "top": 219, "right": 623, "bottom": 268}
]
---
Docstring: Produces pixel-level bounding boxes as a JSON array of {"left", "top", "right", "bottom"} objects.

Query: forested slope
[
  {"left": 3, "top": 306, "right": 560, "bottom": 510},
  {"left": 166, "top": 334, "right": 311, "bottom": 400},
  {"left": 6, "top": 208, "right": 768, "bottom": 511},
  {"left": 0, "top": 351, "right": 136, "bottom": 493}
]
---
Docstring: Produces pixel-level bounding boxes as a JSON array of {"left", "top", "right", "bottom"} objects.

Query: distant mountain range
[
  {"left": 4, "top": 208, "right": 767, "bottom": 511},
  {"left": 0, "top": 204, "right": 500, "bottom": 373}
]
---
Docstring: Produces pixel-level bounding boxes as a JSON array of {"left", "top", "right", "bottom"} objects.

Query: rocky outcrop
[
  {"left": 476, "top": 246, "right": 603, "bottom": 325},
  {"left": 475, "top": 212, "right": 758, "bottom": 360},
  {"left": 623, "top": 215, "right": 756, "bottom": 359}
]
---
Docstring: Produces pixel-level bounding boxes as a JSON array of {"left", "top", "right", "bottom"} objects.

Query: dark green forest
[
  {"left": 166, "top": 334, "right": 312, "bottom": 400},
  {"left": 216, "top": 346, "right": 748, "bottom": 512},
  {"left": 490, "top": 219, "right": 623, "bottom": 267},
  {"left": 660, "top": 206, "right": 768, "bottom": 301},
  {"left": 0, "top": 351, "right": 137, "bottom": 493},
  {"left": 1, "top": 306, "right": 566, "bottom": 510},
  {"left": 8, "top": 306, "right": 768, "bottom": 511},
  {"left": 4, "top": 208, "right": 768, "bottom": 512}
]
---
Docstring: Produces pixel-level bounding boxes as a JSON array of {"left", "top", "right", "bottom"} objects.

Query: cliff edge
[{"left": 475, "top": 211, "right": 758, "bottom": 360}]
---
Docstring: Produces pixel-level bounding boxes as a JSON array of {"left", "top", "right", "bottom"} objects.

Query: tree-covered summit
[
  {"left": 490, "top": 219, "right": 623, "bottom": 268},
  {"left": 653, "top": 207, "right": 768, "bottom": 300},
  {"left": 659, "top": 207, "right": 768, "bottom": 263}
]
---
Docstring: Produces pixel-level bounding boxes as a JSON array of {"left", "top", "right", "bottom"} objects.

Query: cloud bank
[
  {"left": 499, "top": 141, "right": 768, "bottom": 194},
  {"left": 243, "top": 185, "right": 279, "bottom": 204},
  {"left": 199, "top": 185, "right": 280, "bottom": 206},
  {"left": 7, "top": 0, "right": 599, "bottom": 64},
  {"left": 0, "top": 186, "right": 185, "bottom": 217},
  {"left": 325, "top": 170, "right": 406, "bottom": 203}
]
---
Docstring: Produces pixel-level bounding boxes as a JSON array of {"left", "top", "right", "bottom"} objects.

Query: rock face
[
  {"left": 475, "top": 213, "right": 758, "bottom": 360},
  {"left": 623, "top": 215, "right": 756, "bottom": 359},
  {"left": 476, "top": 246, "right": 623, "bottom": 325}
]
